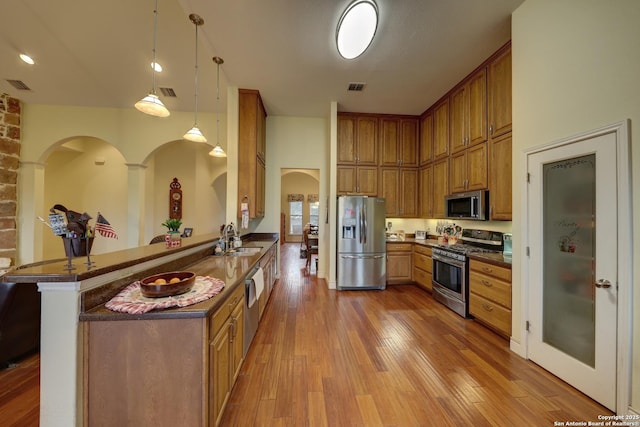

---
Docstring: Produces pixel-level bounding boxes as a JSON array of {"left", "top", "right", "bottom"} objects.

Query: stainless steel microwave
[{"left": 445, "top": 190, "right": 488, "bottom": 220}]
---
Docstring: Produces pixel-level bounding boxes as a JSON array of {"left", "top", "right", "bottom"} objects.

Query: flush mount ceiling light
[
  {"left": 151, "top": 62, "right": 162, "bottom": 72},
  {"left": 209, "top": 56, "right": 227, "bottom": 158},
  {"left": 336, "top": 0, "right": 378, "bottom": 60},
  {"left": 135, "top": 0, "right": 170, "bottom": 117},
  {"left": 19, "top": 53, "right": 35, "bottom": 65},
  {"left": 183, "top": 13, "right": 207, "bottom": 143}
]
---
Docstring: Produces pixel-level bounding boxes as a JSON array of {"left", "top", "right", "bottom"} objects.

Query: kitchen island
[{"left": 0, "top": 233, "right": 279, "bottom": 427}]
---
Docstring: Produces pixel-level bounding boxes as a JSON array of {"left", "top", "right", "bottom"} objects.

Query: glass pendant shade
[
  {"left": 184, "top": 14, "right": 206, "bottom": 142},
  {"left": 209, "top": 56, "right": 227, "bottom": 158},
  {"left": 135, "top": 93, "right": 170, "bottom": 118},
  {"left": 184, "top": 126, "right": 207, "bottom": 143},
  {"left": 136, "top": 0, "right": 170, "bottom": 117},
  {"left": 209, "top": 144, "right": 226, "bottom": 157}
]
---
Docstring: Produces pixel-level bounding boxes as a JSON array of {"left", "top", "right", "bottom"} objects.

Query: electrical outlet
[{"left": 387, "top": 222, "right": 392, "bottom": 230}]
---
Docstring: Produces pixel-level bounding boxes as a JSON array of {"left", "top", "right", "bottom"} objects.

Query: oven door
[{"left": 432, "top": 252, "right": 465, "bottom": 300}]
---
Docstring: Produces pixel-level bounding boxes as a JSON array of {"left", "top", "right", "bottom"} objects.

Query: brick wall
[{"left": 0, "top": 93, "right": 21, "bottom": 269}]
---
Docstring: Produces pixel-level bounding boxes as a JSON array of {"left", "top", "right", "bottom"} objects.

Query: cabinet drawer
[
  {"left": 209, "top": 285, "right": 244, "bottom": 339},
  {"left": 469, "top": 293, "right": 511, "bottom": 337},
  {"left": 469, "top": 271, "right": 511, "bottom": 308},
  {"left": 412, "top": 267, "right": 432, "bottom": 292},
  {"left": 413, "top": 244, "right": 432, "bottom": 257},
  {"left": 413, "top": 252, "right": 432, "bottom": 273},
  {"left": 386, "top": 242, "right": 412, "bottom": 252},
  {"left": 469, "top": 259, "right": 511, "bottom": 282}
]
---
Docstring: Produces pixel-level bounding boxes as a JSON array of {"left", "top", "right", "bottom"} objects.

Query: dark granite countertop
[
  {"left": 79, "top": 238, "right": 278, "bottom": 322},
  {"left": 468, "top": 252, "right": 512, "bottom": 268},
  {"left": 386, "top": 236, "right": 512, "bottom": 268}
]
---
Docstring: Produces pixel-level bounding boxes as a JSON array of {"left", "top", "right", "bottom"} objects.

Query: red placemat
[{"left": 105, "top": 276, "right": 225, "bottom": 314}]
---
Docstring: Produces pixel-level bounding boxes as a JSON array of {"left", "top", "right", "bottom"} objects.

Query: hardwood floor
[
  {"left": 0, "top": 352, "right": 39, "bottom": 426},
  {"left": 0, "top": 243, "right": 612, "bottom": 426},
  {"left": 221, "top": 243, "right": 612, "bottom": 426}
]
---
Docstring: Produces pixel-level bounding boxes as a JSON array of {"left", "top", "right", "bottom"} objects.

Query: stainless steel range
[{"left": 432, "top": 229, "right": 503, "bottom": 317}]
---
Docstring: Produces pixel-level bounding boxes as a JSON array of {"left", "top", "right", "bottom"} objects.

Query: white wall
[
  {"left": 257, "top": 116, "right": 329, "bottom": 276},
  {"left": 43, "top": 138, "right": 128, "bottom": 257},
  {"left": 512, "top": 0, "right": 640, "bottom": 411},
  {"left": 18, "top": 104, "right": 228, "bottom": 263}
]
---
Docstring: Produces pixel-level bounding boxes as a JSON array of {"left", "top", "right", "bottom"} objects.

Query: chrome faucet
[{"left": 223, "top": 222, "right": 239, "bottom": 250}]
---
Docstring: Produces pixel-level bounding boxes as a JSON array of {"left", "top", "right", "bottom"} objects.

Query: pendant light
[
  {"left": 183, "top": 14, "right": 207, "bottom": 142},
  {"left": 135, "top": 0, "right": 170, "bottom": 117},
  {"left": 209, "top": 56, "right": 227, "bottom": 157}
]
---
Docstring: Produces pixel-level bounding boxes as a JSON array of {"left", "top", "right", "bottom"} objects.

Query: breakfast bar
[{"left": 1, "top": 233, "right": 279, "bottom": 427}]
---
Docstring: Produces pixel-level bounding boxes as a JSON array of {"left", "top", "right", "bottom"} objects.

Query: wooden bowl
[{"left": 140, "top": 271, "right": 196, "bottom": 298}]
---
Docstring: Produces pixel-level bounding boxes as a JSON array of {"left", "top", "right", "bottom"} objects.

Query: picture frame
[{"left": 182, "top": 227, "right": 193, "bottom": 238}]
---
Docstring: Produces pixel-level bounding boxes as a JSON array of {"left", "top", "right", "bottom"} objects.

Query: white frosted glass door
[
  {"left": 527, "top": 131, "right": 618, "bottom": 411},
  {"left": 542, "top": 155, "right": 595, "bottom": 366}
]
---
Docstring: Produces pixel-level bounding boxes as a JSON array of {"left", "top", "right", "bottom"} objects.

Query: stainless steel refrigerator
[{"left": 337, "top": 196, "right": 386, "bottom": 290}]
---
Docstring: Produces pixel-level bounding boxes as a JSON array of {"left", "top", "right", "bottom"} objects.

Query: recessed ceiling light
[
  {"left": 151, "top": 62, "right": 162, "bottom": 72},
  {"left": 19, "top": 53, "right": 35, "bottom": 65},
  {"left": 336, "top": 0, "right": 378, "bottom": 60}
]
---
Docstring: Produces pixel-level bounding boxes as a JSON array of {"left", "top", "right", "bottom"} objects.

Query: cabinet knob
[
  {"left": 482, "top": 303, "right": 494, "bottom": 312},
  {"left": 481, "top": 279, "right": 492, "bottom": 287},
  {"left": 489, "top": 125, "right": 494, "bottom": 134},
  {"left": 482, "top": 266, "right": 493, "bottom": 273}
]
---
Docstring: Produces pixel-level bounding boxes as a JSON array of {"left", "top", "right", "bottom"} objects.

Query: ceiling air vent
[
  {"left": 159, "top": 87, "right": 177, "bottom": 97},
  {"left": 347, "top": 82, "right": 366, "bottom": 92},
  {"left": 6, "top": 79, "right": 31, "bottom": 91}
]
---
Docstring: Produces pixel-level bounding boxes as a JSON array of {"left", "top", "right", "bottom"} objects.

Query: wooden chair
[{"left": 303, "top": 226, "right": 319, "bottom": 273}]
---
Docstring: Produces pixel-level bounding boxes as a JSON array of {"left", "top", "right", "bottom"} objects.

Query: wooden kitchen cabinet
[
  {"left": 238, "top": 89, "right": 267, "bottom": 218},
  {"left": 489, "top": 132, "right": 512, "bottom": 220},
  {"left": 386, "top": 243, "right": 413, "bottom": 284},
  {"left": 432, "top": 157, "right": 449, "bottom": 218},
  {"left": 379, "top": 117, "right": 419, "bottom": 167},
  {"left": 419, "top": 111, "right": 433, "bottom": 166},
  {"left": 412, "top": 244, "right": 432, "bottom": 292},
  {"left": 337, "top": 165, "right": 378, "bottom": 196},
  {"left": 449, "top": 142, "right": 487, "bottom": 193},
  {"left": 84, "top": 283, "right": 245, "bottom": 427},
  {"left": 337, "top": 114, "right": 378, "bottom": 166},
  {"left": 469, "top": 259, "right": 512, "bottom": 338},
  {"left": 380, "top": 168, "right": 418, "bottom": 217},
  {"left": 432, "top": 98, "right": 449, "bottom": 160},
  {"left": 210, "top": 287, "right": 244, "bottom": 426},
  {"left": 449, "top": 68, "right": 487, "bottom": 155},
  {"left": 419, "top": 164, "right": 433, "bottom": 218},
  {"left": 488, "top": 44, "right": 512, "bottom": 139}
]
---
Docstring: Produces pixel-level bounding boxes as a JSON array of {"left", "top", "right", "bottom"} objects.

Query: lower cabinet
[
  {"left": 386, "top": 243, "right": 413, "bottom": 284},
  {"left": 412, "top": 245, "right": 432, "bottom": 292},
  {"left": 84, "top": 284, "right": 245, "bottom": 427},
  {"left": 209, "top": 286, "right": 245, "bottom": 426},
  {"left": 468, "top": 259, "right": 512, "bottom": 337}
]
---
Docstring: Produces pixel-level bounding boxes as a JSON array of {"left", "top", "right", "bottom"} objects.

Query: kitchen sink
[{"left": 224, "top": 247, "right": 262, "bottom": 256}]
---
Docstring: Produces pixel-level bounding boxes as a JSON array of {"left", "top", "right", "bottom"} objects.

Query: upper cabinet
[
  {"left": 488, "top": 44, "right": 512, "bottom": 139},
  {"left": 419, "top": 111, "right": 433, "bottom": 166},
  {"left": 450, "top": 68, "right": 488, "bottom": 155},
  {"left": 238, "top": 89, "right": 267, "bottom": 219},
  {"left": 338, "top": 114, "right": 378, "bottom": 165},
  {"left": 380, "top": 117, "right": 419, "bottom": 167},
  {"left": 432, "top": 98, "right": 449, "bottom": 160}
]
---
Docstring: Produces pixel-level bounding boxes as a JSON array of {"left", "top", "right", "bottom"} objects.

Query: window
[
  {"left": 289, "top": 201, "right": 303, "bottom": 235},
  {"left": 309, "top": 202, "right": 320, "bottom": 227}
]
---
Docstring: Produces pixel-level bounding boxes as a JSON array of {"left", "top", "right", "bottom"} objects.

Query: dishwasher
[{"left": 243, "top": 266, "right": 262, "bottom": 357}]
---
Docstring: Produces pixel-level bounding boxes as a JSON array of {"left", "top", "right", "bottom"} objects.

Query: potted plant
[{"left": 162, "top": 218, "right": 182, "bottom": 247}]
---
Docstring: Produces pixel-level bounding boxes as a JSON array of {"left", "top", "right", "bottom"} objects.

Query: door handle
[{"left": 594, "top": 279, "right": 612, "bottom": 289}]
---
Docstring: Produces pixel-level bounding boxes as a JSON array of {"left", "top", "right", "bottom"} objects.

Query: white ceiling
[{"left": 0, "top": 0, "right": 524, "bottom": 118}]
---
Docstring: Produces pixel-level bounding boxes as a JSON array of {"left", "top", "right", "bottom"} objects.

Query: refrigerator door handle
[
  {"left": 362, "top": 202, "right": 367, "bottom": 245},
  {"left": 340, "top": 254, "right": 385, "bottom": 259}
]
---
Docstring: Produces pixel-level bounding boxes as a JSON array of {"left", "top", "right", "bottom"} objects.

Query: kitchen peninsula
[{"left": 1, "top": 233, "right": 279, "bottom": 427}]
